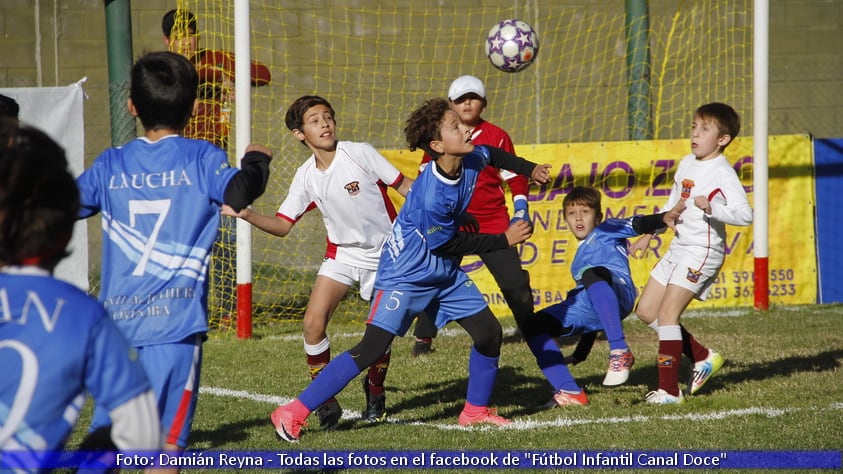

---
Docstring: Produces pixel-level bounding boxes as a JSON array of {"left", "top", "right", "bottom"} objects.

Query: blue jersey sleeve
[
  {"left": 76, "top": 155, "right": 106, "bottom": 218},
  {"left": 84, "top": 315, "right": 152, "bottom": 412},
  {"left": 200, "top": 147, "right": 238, "bottom": 205},
  {"left": 570, "top": 218, "right": 637, "bottom": 282},
  {"left": 597, "top": 218, "right": 639, "bottom": 239}
]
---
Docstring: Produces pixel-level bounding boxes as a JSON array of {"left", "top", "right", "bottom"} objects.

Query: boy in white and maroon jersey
[{"left": 224, "top": 95, "right": 413, "bottom": 427}]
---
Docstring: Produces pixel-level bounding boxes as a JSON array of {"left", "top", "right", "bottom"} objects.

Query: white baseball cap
[{"left": 448, "top": 75, "right": 486, "bottom": 101}]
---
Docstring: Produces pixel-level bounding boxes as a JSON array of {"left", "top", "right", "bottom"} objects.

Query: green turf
[{"left": 68, "top": 304, "right": 843, "bottom": 473}]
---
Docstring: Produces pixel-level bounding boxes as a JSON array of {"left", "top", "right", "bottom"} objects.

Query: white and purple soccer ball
[{"left": 485, "top": 19, "right": 539, "bottom": 73}]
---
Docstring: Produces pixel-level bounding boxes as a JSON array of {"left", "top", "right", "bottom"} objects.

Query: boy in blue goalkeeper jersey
[
  {"left": 0, "top": 122, "right": 161, "bottom": 472},
  {"left": 269, "top": 98, "right": 551, "bottom": 442},
  {"left": 75, "top": 51, "right": 272, "bottom": 460},
  {"left": 520, "top": 186, "right": 682, "bottom": 407}
]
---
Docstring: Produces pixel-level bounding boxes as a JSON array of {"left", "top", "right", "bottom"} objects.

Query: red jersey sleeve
[{"left": 194, "top": 50, "right": 271, "bottom": 86}]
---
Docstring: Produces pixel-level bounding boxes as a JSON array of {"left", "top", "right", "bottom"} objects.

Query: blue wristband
[{"left": 511, "top": 199, "right": 530, "bottom": 224}]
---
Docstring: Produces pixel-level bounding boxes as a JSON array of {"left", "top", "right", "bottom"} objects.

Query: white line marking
[
  {"left": 200, "top": 385, "right": 843, "bottom": 430},
  {"left": 266, "top": 326, "right": 514, "bottom": 342},
  {"left": 201, "top": 386, "right": 288, "bottom": 405}
]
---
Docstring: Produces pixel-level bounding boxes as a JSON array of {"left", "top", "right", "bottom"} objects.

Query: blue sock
[
  {"left": 587, "top": 281, "right": 626, "bottom": 352},
  {"left": 526, "top": 333, "right": 579, "bottom": 392},
  {"left": 299, "top": 351, "right": 361, "bottom": 410},
  {"left": 465, "top": 346, "right": 499, "bottom": 407}
]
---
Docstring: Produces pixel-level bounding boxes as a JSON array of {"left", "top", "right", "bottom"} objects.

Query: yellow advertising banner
[{"left": 382, "top": 134, "right": 815, "bottom": 317}]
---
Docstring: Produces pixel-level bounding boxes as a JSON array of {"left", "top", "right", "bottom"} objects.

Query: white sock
[{"left": 304, "top": 337, "right": 330, "bottom": 355}]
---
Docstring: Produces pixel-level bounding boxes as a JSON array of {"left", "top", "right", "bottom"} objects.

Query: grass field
[{"left": 70, "top": 304, "right": 843, "bottom": 473}]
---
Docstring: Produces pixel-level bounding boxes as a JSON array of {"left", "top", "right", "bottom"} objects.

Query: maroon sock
[
  {"left": 657, "top": 339, "right": 683, "bottom": 396},
  {"left": 681, "top": 325, "right": 709, "bottom": 363},
  {"left": 366, "top": 349, "right": 391, "bottom": 397},
  {"left": 307, "top": 349, "right": 330, "bottom": 381}
]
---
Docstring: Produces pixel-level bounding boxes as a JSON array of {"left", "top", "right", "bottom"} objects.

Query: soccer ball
[{"left": 485, "top": 19, "right": 539, "bottom": 73}]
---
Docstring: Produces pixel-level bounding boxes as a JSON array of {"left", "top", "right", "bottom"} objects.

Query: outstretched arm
[
  {"left": 631, "top": 200, "right": 686, "bottom": 234},
  {"left": 223, "top": 144, "right": 272, "bottom": 212},
  {"left": 628, "top": 201, "right": 685, "bottom": 258},
  {"left": 222, "top": 206, "right": 294, "bottom": 238},
  {"left": 485, "top": 146, "right": 551, "bottom": 185},
  {"left": 433, "top": 220, "right": 532, "bottom": 257}
]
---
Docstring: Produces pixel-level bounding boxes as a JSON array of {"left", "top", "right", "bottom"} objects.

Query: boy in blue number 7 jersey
[
  {"left": 270, "top": 98, "right": 551, "bottom": 442},
  {"left": 75, "top": 51, "right": 272, "bottom": 460}
]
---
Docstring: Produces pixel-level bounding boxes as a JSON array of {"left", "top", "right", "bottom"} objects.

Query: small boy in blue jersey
[
  {"left": 270, "top": 97, "right": 551, "bottom": 442},
  {"left": 76, "top": 51, "right": 272, "bottom": 460},
  {"left": 0, "top": 122, "right": 161, "bottom": 471},
  {"left": 520, "top": 186, "right": 682, "bottom": 407}
]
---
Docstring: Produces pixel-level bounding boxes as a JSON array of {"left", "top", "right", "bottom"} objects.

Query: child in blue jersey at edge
[
  {"left": 519, "top": 186, "right": 683, "bottom": 408},
  {"left": 0, "top": 121, "right": 161, "bottom": 471},
  {"left": 75, "top": 51, "right": 272, "bottom": 464},
  {"left": 270, "top": 97, "right": 551, "bottom": 442}
]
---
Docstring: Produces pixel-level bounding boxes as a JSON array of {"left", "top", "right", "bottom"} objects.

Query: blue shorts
[
  {"left": 540, "top": 279, "right": 636, "bottom": 336},
  {"left": 367, "top": 272, "right": 487, "bottom": 336},
  {"left": 90, "top": 334, "right": 203, "bottom": 448}
]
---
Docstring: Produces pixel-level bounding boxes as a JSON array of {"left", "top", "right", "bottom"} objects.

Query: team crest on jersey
[
  {"left": 344, "top": 181, "right": 360, "bottom": 196},
  {"left": 686, "top": 268, "right": 702, "bottom": 283},
  {"left": 680, "top": 179, "right": 695, "bottom": 199}
]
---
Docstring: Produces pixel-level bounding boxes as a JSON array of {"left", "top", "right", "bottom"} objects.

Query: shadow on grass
[
  {"left": 382, "top": 365, "right": 564, "bottom": 423},
  {"left": 382, "top": 348, "right": 843, "bottom": 421},
  {"left": 692, "top": 348, "right": 843, "bottom": 395},
  {"left": 192, "top": 346, "right": 843, "bottom": 446},
  {"left": 190, "top": 415, "right": 268, "bottom": 448}
]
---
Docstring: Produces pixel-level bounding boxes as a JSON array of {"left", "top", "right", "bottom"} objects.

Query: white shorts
[
  {"left": 317, "top": 257, "right": 377, "bottom": 301},
  {"left": 650, "top": 248, "right": 724, "bottom": 301}
]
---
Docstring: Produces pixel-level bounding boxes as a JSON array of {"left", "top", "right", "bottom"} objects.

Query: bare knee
[{"left": 302, "top": 310, "right": 329, "bottom": 344}]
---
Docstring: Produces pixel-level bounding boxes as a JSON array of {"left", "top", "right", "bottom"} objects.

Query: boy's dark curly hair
[
  {"left": 0, "top": 120, "right": 79, "bottom": 270},
  {"left": 404, "top": 98, "right": 450, "bottom": 160}
]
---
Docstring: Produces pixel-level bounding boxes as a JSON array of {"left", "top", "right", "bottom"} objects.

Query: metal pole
[
  {"left": 103, "top": 0, "right": 135, "bottom": 146},
  {"left": 625, "top": 0, "right": 653, "bottom": 140},
  {"left": 234, "top": 0, "right": 254, "bottom": 338},
  {"left": 753, "top": 0, "right": 770, "bottom": 310}
]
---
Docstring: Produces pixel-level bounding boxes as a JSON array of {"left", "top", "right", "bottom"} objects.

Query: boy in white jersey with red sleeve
[
  {"left": 0, "top": 122, "right": 161, "bottom": 472},
  {"left": 224, "top": 95, "right": 413, "bottom": 428},
  {"left": 76, "top": 51, "right": 272, "bottom": 465},
  {"left": 630, "top": 102, "right": 753, "bottom": 404},
  {"left": 411, "top": 75, "right": 535, "bottom": 358}
]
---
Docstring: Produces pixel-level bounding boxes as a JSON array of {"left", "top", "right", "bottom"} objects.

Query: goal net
[{"left": 174, "top": 0, "right": 753, "bottom": 331}]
